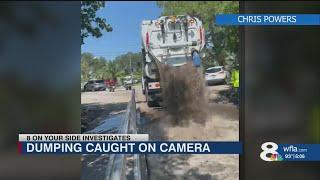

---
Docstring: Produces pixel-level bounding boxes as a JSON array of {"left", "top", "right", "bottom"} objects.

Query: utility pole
[{"left": 130, "top": 54, "right": 133, "bottom": 86}]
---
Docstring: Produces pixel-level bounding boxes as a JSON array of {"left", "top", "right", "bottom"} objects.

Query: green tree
[
  {"left": 157, "top": 1, "right": 239, "bottom": 69},
  {"left": 81, "top": 53, "right": 94, "bottom": 82},
  {"left": 113, "top": 52, "right": 142, "bottom": 75},
  {"left": 81, "top": 53, "right": 110, "bottom": 82},
  {"left": 81, "top": 51, "right": 143, "bottom": 83},
  {"left": 94, "top": 57, "right": 109, "bottom": 79},
  {"left": 106, "top": 61, "right": 118, "bottom": 79},
  {"left": 81, "top": 1, "right": 113, "bottom": 44}
]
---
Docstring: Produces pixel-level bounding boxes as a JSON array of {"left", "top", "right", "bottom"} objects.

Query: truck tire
[
  {"left": 147, "top": 100, "right": 156, "bottom": 107},
  {"left": 146, "top": 92, "right": 158, "bottom": 107},
  {"left": 147, "top": 97, "right": 158, "bottom": 107}
]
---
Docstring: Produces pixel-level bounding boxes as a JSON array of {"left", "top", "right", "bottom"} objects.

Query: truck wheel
[
  {"left": 223, "top": 79, "right": 227, "bottom": 85},
  {"left": 148, "top": 99, "right": 160, "bottom": 107},
  {"left": 147, "top": 100, "right": 155, "bottom": 107},
  {"left": 146, "top": 92, "right": 157, "bottom": 107},
  {"left": 147, "top": 98, "right": 157, "bottom": 107}
]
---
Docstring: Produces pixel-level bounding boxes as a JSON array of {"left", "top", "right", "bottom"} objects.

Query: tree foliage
[
  {"left": 81, "top": 53, "right": 109, "bottom": 82},
  {"left": 81, "top": 52, "right": 142, "bottom": 83},
  {"left": 113, "top": 52, "right": 142, "bottom": 75},
  {"left": 81, "top": 1, "right": 113, "bottom": 44},
  {"left": 157, "top": 1, "right": 239, "bottom": 69}
]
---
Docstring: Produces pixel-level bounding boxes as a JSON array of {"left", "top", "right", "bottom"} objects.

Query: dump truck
[{"left": 141, "top": 15, "right": 205, "bottom": 107}]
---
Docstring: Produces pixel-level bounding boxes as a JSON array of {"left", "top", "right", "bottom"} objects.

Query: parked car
[
  {"left": 84, "top": 80, "right": 106, "bottom": 91},
  {"left": 205, "top": 66, "right": 227, "bottom": 85},
  {"left": 123, "top": 76, "right": 138, "bottom": 90}
]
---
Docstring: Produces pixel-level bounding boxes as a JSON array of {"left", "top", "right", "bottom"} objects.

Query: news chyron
[{"left": 18, "top": 134, "right": 241, "bottom": 154}]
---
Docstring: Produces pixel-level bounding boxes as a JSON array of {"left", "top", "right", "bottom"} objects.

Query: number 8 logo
[{"left": 260, "top": 142, "right": 278, "bottom": 161}]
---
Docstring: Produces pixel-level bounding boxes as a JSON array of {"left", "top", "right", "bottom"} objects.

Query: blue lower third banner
[
  {"left": 278, "top": 144, "right": 320, "bottom": 161},
  {"left": 19, "top": 141, "right": 242, "bottom": 154},
  {"left": 260, "top": 142, "right": 320, "bottom": 161},
  {"left": 216, "top": 14, "right": 320, "bottom": 25}
]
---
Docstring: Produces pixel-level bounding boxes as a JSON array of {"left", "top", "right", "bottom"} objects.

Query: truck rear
[{"left": 141, "top": 15, "right": 205, "bottom": 107}]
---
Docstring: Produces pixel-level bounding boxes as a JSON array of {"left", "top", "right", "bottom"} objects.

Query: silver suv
[{"left": 84, "top": 80, "right": 106, "bottom": 91}]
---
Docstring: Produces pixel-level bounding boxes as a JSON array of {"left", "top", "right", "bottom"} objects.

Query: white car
[
  {"left": 205, "top": 66, "right": 227, "bottom": 85},
  {"left": 123, "top": 76, "right": 139, "bottom": 85}
]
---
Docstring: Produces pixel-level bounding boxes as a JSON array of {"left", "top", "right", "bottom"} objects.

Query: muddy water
[{"left": 159, "top": 61, "right": 209, "bottom": 126}]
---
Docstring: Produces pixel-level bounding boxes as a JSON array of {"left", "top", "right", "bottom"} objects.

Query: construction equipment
[{"left": 141, "top": 15, "right": 205, "bottom": 107}]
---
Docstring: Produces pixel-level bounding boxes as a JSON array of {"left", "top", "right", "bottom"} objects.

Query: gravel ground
[
  {"left": 81, "top": 84, "right": 239, "bottom": 180},
  {"left": 136, "top": 85, "right": 239, "bottom": 180},
  {"left": 81, "top": 87, "right": 131, "bottom": 132}
]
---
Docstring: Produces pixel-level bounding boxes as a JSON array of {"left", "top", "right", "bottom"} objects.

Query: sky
[{"left": 81, "top": 1, "right": 162, "bottom": 60}]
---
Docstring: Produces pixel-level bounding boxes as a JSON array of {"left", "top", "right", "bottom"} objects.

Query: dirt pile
[{"left": 159, "top": 61, "right": 209, "bottom": 125}]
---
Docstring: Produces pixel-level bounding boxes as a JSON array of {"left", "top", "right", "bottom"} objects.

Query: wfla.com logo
[{"left": 260, "top": 142, "right": 283, "bottom": 161}]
